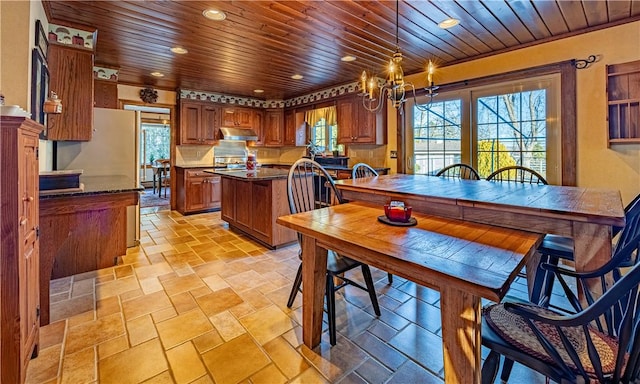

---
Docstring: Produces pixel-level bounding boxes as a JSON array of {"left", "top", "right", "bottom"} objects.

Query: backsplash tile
[{"left": 175, "top": 146, "right": 214, "bottom": 167}]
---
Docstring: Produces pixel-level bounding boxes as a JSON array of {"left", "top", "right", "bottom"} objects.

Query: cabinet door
[
  {"left": 47, "top": 44, "right": 94, "bottom": 141},
  {"left": 355, "top": 104, "right": 377, "bottom": 143},
  {"left": 186, "top": 178, "right": 206, "bottom": 211},
  {"left": 284, "top": 110, "right": 295, "bottom": 146},
  {"left": 201, "top": 105, "right": 219, "bottom": 143},
  {"left": 234, "top": 180, "right": 253, "bottom": 231},
  {"left": 204, "top": 176, "right": 221, "bottom": 208},
  {"left": 337, "top": 97, "right": 356, "bottom": 144},
  {"left": 93, "top": 80, "right": 118, "bottom": 109},
  {"left": 235, "top": 108, "right": 254, "bottom": 128},
  {"left": 252, "top": 110, "right": 265, "bottom": 146},
  {"left": 251, "top": 181, "right": 272, "bottom": 242},
  {"left": 264, "top": 109, "right": 284, "bottom": 146},
  {"left": 180, "top": 102, "right": 202, "bottom": 144},
  {"left": 19, "top": 130, "right": 40, "bottom": 366},
  {"left": 221, "top": 108, "right": 237, "bottom": 126},
  {"left": 221, "top": 177, "right": 235, "bottom": 222}
]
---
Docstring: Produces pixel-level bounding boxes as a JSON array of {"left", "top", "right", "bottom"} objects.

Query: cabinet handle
[
  {"left": 19, "top": 217, "right": 27, "bottom": 226},
  {"left": 22, "top": 196, "right": 34, "bottom": 202}
]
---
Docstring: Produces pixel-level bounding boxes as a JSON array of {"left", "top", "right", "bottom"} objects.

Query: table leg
[
  {"left": 301, "top": 234, "right": 328, "bottom": 348},
  {"left": 440, "top": 285, "right": 481, "bottom": 384},
  {"left": 573, "top": 222, "right": 613, "bottom": 300}
]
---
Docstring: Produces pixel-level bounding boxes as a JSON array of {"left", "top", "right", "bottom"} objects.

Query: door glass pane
[
  {"left": 476, "top": 90, "right": 547, "bottom": 178},
  {"left": 412, "top": 99, "right": 462, "bottom": 175}
]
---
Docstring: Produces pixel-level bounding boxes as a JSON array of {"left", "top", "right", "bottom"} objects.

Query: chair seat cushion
[
  {"left": 539, "top": 234, "right": 574, "bottom": 259},
  {"left": 484, "top": 302, "right": 621, "bottom": 378}
]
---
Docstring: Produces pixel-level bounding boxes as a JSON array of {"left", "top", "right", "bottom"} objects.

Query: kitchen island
[
  {"left": 208, "top": 169, "right": 297, "bottom": 248},
  {"left": 39, "top": 175, "right": 142, "bottom": 325}
]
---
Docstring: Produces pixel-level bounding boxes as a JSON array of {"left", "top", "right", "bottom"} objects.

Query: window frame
[{"left": 403, "top": 61, "right": 576, "bottom": 185}]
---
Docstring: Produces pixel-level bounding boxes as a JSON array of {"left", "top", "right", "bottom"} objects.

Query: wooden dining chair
[
  {"left": 481, "top": 229, "right": 640, "bottom": 384},
  {"left": 486, "top": 165, "right": 548, "bottom": 184},
  {"left": 287, "top": 158, "right": 381, "bottom": 345},
  {"left": 435, "top": 163, "right": 481, "bottom": 180},
  {"left": 352, "top": 163, "right": 394, "bottom": 285},
  {"left": 155, "top": 159, "right": 171, "bottom": 198}
]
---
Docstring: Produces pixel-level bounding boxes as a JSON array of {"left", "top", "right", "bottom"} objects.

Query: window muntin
[{"left": 412, "top": 100, "right": 462, "bottom": 175}]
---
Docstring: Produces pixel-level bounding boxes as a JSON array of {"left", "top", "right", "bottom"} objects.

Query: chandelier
[{"left": 359, "top": 0, "right": 438, "bottom": 114}]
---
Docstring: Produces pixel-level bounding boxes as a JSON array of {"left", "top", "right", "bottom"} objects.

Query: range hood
[{"left": 220, "top": 127, "right": 258, "bottom": 141}]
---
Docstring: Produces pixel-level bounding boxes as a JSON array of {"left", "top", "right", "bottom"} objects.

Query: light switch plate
[{"left": 390, "top": 150, "right": 397, "bottom": 159}]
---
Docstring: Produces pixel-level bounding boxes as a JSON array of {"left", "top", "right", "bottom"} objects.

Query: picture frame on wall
[
  {"left": 35, "top": 19, "right": 48, "bottom": 59},
  {"left": 31, "top": 48, "right": 49, "bottom": 137}
]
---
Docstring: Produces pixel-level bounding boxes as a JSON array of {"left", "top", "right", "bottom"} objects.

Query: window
[
  {"left": 408, "top": 75, "right": 561, "bottom": 184},
  {"left": 141, "top": 123, "right": 170, "bottom": 164},
  {"left": 306, "top": 106, "right": 344, "bottom": 155}
]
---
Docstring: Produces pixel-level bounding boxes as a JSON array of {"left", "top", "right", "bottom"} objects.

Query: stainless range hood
[{"left": 220, "top": 127, "right": 258, "bottom": 141}]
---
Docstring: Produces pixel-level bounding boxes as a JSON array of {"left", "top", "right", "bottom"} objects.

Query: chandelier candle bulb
[
  {"left": 361, "top": 71, "right": 367, "bottom": 93},
  {"left": 427, "top": 60, "right": 434, "bottom": 84}
]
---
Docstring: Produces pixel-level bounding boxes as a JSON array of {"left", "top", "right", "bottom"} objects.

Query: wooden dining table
[
  {"left": 276, "top": 200, "right": 543, "bottom": 383},
  {"left": 335, "top": 174, "right": 626, "bottom": 288}
]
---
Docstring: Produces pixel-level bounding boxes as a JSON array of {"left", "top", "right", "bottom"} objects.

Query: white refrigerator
[{"left": 56, "top": 108, "right": 140, "bottom": 246}]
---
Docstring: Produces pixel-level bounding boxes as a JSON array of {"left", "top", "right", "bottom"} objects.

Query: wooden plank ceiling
[{"left": 43, "top": 1, "right": 640, "bottom": 100}]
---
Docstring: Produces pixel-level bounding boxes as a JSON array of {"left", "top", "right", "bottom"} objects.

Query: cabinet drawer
[{"left": 186, "top": 169, "right": 212, "bottom": 178}]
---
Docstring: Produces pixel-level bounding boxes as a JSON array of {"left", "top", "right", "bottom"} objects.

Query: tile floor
[{"left": 26, "top": 208, "right": 552, "bottom": 384}]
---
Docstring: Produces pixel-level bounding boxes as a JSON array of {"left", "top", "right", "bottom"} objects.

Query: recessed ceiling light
[
  {"left": 150, "top": 71, "right": 164, "bottom": 77},
  {"left": 202, "top": 8, "right": 226, "bottom": 21},
  {"left": 291, "top": 74, "right": 304, "bottom": 80},
  {"left": 341, "top": 55, "right": 357, "bottom": 62},
  {"left": 254, "top": 89, "right": 264, "bottom": 93},
  {"left": 438, "top": 18, "right": 460, "bottom": 29},
  {"left": 170, "top": 47, "right": 188, "bottom": 54}
]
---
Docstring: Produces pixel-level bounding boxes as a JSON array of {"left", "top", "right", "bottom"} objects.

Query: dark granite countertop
[
  {"left": 39, "top": 175, "right": 143, "bottom": 199},
  {"left": 206, "top": 168, "right": 289, "bottom": 180},
  {"left": 174, "top": 165, "right": 226, "bottom": 169},
  {"left": 261, "top": 163, "right": 390, "bottom": 172}
]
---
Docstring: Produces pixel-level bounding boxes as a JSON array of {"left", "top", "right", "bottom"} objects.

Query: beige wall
[
  {"left": 1, "top": 1, "right": 52, "bottom": 171},
  {"left": 403, "top": 21, "right": 640, "bottom": 204},
  {"left": 117, "top": 84, "right": 176, "bottom": 106}
]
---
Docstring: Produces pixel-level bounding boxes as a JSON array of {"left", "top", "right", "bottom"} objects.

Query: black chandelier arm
[{"left": 572, "top": 54, "right": 597, "bottom": 69}]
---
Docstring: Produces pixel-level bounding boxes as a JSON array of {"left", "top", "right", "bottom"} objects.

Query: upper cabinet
[
  {"left": 222, "top": 107, "right": 255, "bottom": 128},
  {"left": 284, "top": 109, "right": 307, "bottom": 146},
  {"left": 337, "top": 94, "right": 386, "bottom": 145},
  {"left": 94, "top": 80, "right": 118, "bottom": 109},
  {"left": 264, "top": 109, "right": 284, "bottom": 147},
  {"left": 607, "top": 59, "right": 640, "bottom": 145},
  {"left": 47, "top": 44, "right": 94, "bottom": 141},
  {"left": 178, "top": 101, "right": 219, "bottom": 145}
]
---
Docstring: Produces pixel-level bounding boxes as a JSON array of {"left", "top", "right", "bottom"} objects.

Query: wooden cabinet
[
  {"left": 264, "top": 109, "right": 284, "bottom": 146},
  {"left": 175, "top": 168, "right": 221, "bottom": 214},
  {"left": 284, "top": 109, "right": 307, "bottom": 146},
  {"left": 337, "top": 94, "right": 386, "bottom": 145},
  {"left": 93, "top": 79, "right": 118, "bottom": 109},
  {"left": 222, "top": 107, "right": 255, "bottom": 128},
  {"left": 220, "top": 176, "right": 296, "bottom": 248},
  {"left": 1, "top": 117, "right": 42, "bottom": 383},
  {"left": 47, "top": 44, "right": 94, "bottom": 141},
  {"left": 607, "top": 59, "right": 640, "bottom": 145},
  {"left": 179, "top": 101, "right": 219, "bottom": 145}
]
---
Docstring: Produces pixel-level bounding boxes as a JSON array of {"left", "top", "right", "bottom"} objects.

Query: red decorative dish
[{"left": 384, "top": 204, "right": 412, "bottom": 222}]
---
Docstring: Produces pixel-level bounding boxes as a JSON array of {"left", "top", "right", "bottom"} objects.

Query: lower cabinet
[
  {"left": 220, "top": 176, "right": 296, "bottom": 248},
  {"left": 175, "top": 168, "right": 221, "bottom": 214}
]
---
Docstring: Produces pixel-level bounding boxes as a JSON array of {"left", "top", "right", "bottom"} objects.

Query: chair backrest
[
  {"left": 352, "top": 163, "right": 379, "bottom": 179},
  {"left": 435, "top": 163, "right": 480, "bottom": 180},
  {"left": 522, "top": 258, "right": 640, "bottom": 382},
  {"left": 287, "top": 159, "right": 343, "bottom": 215},
  {"left": 486, "top": 165, "right": 547, "bottom": 184}
]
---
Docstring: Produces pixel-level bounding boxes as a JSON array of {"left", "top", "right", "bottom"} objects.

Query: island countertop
[
  {"left": 206, "top": 168, "right": 289, "bottom": 180},
  {"left": 39, "top": 175, "right": 143, "bottom": 198}
]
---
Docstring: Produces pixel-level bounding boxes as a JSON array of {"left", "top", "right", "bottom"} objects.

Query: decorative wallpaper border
[
  {"left": 94, "top": 66, "right": 119, "bottom": 81},
  {"left": 48, "top": 23, "right": 95, "bottom": 49},
  {"left": 180, "top": 81, "right": 362, "bottom": 110}
]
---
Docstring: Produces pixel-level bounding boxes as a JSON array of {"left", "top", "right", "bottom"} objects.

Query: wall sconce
[{"left": 43, "top": 91, "right": 62, "bottom": 114}]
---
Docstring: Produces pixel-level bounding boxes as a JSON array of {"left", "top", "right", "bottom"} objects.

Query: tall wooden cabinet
[
  {"left": 284, "top": 109, "right": 307, "bottom": 146},
  {"left": 47, "top": 44, "right": 94, "bottom": 141},
  {"left": 264, "top": 109, "right": 284, "bottom": 146},
  {"left": 1, "top": 116, "right": 42, "bottom": 383}
]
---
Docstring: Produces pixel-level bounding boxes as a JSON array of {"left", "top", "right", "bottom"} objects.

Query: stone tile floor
[{"left": 26, "top": 208, "right": 556, "bottom": 383}]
